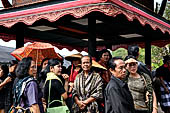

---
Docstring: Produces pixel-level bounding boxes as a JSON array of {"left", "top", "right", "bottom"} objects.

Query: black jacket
[{"left": 105, "top": 75, "right": 135, "bottom": 113}]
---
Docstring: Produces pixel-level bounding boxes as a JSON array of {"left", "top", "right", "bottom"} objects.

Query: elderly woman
[
  {"left": 72, "top": 55, "right": 103, "bottom": 113},
  {"left": 11, "top": 57, "right": 43, "bottom": 113},
  {"left": 125, "top": 55, "right": 157, "bottom": 113}
]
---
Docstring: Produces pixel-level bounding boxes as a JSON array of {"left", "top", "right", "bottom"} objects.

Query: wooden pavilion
[{"left": 0, "top": 0, "right": 169, "bottom": 67}]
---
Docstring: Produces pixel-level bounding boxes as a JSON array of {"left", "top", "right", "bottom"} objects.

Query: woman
[
  {"left": 0, "top": 64, "right": 9, "bottom": 113},
  {"left": 11, "top": 57, "right": 43, "bottom": 113},
  {"left": 38, "top": 58, "right": 49, "bottom": 93},
  {"left": 98, "top": 49, "right": 112, "bottom": 84},
  {"left": 65, "top": 53, "right": 82, "bottom": 112},
  {"left": 0, "top": 60, "right": 18, "bottom": 113},
  {"left": 125, "top": 55, "right": 157, "bottom": 113},
  {"left": 43, "top": 58, "right": 68, "bottom": 109}
]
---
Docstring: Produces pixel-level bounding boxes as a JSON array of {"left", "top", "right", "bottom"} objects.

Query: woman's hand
[
  {"left": 62, "top": 74, "right": 69, "bottom": 80},
  {"left": 152, "top": 107, "right": 158, "bottom": 113},
  {"left": 77, "top": 100, "right": 86, "bottom": 110},
  {"left": 68, "top": 82, "right": 74, "bottom": 93},
  {"left": 42, "top": 98, "right": 46, "bottom": 112}
]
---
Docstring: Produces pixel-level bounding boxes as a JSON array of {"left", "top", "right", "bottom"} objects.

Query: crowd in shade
[{"left": 1, "top": 45, "right": 170, "bottom": 113}]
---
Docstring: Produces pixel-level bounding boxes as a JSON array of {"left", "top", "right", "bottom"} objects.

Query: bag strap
[
  {"left": 14, "top": 76, "right": 35, "bottom": 106},
  {"left": 47, "top": 79, "right": 64, "bottom": 108}
]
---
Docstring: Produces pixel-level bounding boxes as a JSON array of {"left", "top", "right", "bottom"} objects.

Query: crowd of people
[{"left": 0, "top": 45, "right": 170, "bottom": 113}]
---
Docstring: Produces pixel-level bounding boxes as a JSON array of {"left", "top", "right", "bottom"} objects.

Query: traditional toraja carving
[
  {"left": 0, "top": 3, "right": 169, "bottom": 34},
  {"left": 12, "top": 0, "right": 46, "bottom": 7}
]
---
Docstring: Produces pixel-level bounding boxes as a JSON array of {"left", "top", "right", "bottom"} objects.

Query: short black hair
[
  {"left": 128, "top": 45, "right": 139, "bottom": 58},
  {"left": 81, "top": 55, "right": 92, "bottom": 64},
  {"left": 99, "top": 49, "right": 112, "bottom": 59},
  {"left": 40, "top": 58, "right": 49, "bottom": 68},
  {"left": 44, "top": 58, "right": 61, "bottom": 75},
  {"left": 0, "top": 64, "right": 9, "bottom": 77},
  {"left": 15, "top": 57, "right": 33, "bottom": 79},
  {"left": 124, "top": 55, "right": 137, "bottom": 61},
  {"left": 163, "top": 55, "right": 170, "bottom": 64},
  {"left": 108, "top": 57, "right": 123, "bottom": 70},
  {"left": 9, "top": 60, "right": 18, "bottom": 67}
]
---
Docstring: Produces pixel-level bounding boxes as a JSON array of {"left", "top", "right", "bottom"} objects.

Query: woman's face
[
  {"left": 42, "top": 60, "right": 48, "bottom": 70},
  {"left": 28, "top": 60, "right": 37, "bottom": 77},
  {"left": 72, "top": 59, "right": 80, "bottom": 67},
  {"left": 101, "top": 52, "right": 110, "bottom": 62},
  {"left": 126, "top": 62, "right": 138, "bottom": 74},
  {"left": 51, "top": 63, "right": 62, "bottom": 75},
  {"left": 0, "top": 67, "right": 4, "bottom": 77}
]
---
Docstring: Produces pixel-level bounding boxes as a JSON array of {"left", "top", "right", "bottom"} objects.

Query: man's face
[
  {"left": 101, "top": 52, "right": 110, "bottom": 62},
  {"left": 111, "top": 59, "right": 126, "bottom": 80},
  {"left": 81, "top": 56, "right": 92, "bottom": 71}
]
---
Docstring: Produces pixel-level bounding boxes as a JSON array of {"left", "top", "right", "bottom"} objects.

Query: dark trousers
[{"left": 135, "top": 109, "right": 148, "bottom": 113}]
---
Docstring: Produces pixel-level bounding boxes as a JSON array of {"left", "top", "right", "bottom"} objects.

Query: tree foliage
[
  {"left": 164, "top": 3, "right": 170, "bottom": 20},
  {"left": 111, "top": 45, "right": 170, "bottom": 70}
]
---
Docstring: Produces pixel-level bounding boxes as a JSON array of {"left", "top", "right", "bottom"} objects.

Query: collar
[{"left": 111, "top": 75, "right": 126, "bottom": 87}]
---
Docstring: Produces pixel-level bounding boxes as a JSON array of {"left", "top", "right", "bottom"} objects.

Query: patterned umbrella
[{"left": 11, "top": 42, "right": 62, "bottom": 66}]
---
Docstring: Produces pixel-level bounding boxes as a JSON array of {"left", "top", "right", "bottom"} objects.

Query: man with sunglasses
[{"left": 105, "top": 57, "right": 135, "bottom": 113}]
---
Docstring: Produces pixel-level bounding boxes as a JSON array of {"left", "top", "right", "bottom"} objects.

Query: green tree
[
  {"left": 112, "top": 48, "right": 127, "bottom": 59},
  {"left": 164, "top": 4, "right": 170, "bottom": 20},
  {"left": 111, "top": 45, "right": 170, "bottom": 70}
]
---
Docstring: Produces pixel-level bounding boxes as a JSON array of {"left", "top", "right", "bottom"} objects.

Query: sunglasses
[{"left": 128, "top": 62, "right": 137, "bottom": 67}]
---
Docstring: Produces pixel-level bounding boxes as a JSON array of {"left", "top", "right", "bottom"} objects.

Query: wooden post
[
  {"left": 88, "top": 15, "right": 96, "bottom": 57},
  {"left": 16, "top": 24, "right": 24, "bottom": 49},
  {"left": 145, "top": 40, "right": 151, "bottom": 70}
]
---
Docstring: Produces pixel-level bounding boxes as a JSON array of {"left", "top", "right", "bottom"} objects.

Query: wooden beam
[
  {"left": 145, "top": 40, "right": 151, "bottom": 70},
  {"left": 16, "top": 24, "right": 24, "bottom": 49},
  {"left": 88, "top": 15, "right": 96, "bottom": 57}
]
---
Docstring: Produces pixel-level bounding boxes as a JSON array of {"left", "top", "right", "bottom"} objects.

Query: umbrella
[{"left": 11, "top": 42, "right": 62, "bottom": 66}]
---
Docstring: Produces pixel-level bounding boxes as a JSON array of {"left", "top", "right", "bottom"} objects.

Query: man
[
  {"left": 72, "top": 55, "right": 103, "bottom": 113},
  {"left": 105, "top": 57, "right": 135, "bottom": 113},
  {"left": 128, "top": 45, "right": 152, "bottom": 79},
  {"left": 156, "top": 55, "right": 170, "bottom": 113}
]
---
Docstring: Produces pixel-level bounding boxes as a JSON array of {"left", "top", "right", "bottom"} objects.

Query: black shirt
[
  {"left": 105, "top": 75, "right": 135, "bottom": 113},
  {"left": 44, "top": 79, "right": 65, "bottom": 107}
]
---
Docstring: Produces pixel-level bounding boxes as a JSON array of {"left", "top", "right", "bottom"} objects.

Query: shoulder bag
[{"left": 46, "top": 79, "right": 70, "bottom": 113}]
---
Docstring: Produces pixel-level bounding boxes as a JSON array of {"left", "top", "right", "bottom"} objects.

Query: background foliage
[
  {"left": 164, "top": 3, "right": 170, "bottom": 20},
  {"left": 112, "top": 45, "right": 170, "bottom": 70}
]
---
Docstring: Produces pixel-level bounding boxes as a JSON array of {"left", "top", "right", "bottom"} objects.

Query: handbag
[{"left": 46, "top": 79, "right": 70, "bottom": 113}]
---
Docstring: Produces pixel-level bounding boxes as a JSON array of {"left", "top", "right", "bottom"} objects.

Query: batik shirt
[{"left": 72, "top": 71, "right": 103, "bottom": 113}]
